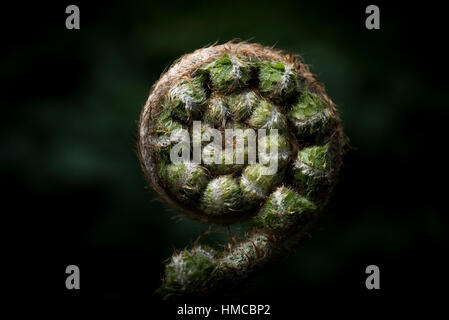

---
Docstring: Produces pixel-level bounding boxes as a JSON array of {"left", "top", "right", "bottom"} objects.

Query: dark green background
[{"left": 3, "top": 0, "right": 447, "bottom": 313}]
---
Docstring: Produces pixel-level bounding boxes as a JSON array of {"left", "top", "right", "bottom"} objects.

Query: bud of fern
[{"left": 137, "top": 41, "right": 345, "bottom": 299}]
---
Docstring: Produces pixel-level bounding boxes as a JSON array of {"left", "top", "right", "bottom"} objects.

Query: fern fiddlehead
[{"left": 137, "top": 42, "right": 345, "bottom": 299}]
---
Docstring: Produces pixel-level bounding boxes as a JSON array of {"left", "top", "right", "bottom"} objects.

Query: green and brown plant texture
[{"left": 137, "top": 42, "right": 345, "bottom": 299}]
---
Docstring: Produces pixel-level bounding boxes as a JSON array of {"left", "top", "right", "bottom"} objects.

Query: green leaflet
[
  {"left": 203, "top": 54, "right": 253, "bottom": 92},
  {"left": 253, "top": 186, "right": 317, "bottom": 231},
  {"left": 258, "top": 61, "right": 297, "bottom": 103},
  {"left": 288, "top": 89, "right": 334, "bottom": 140}
]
